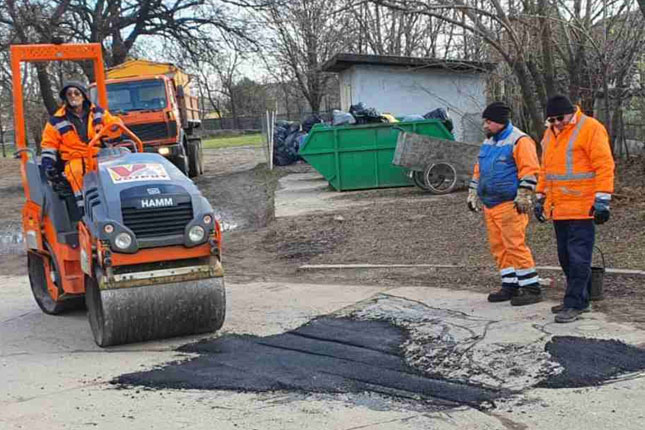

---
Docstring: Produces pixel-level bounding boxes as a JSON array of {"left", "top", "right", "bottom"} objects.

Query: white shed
[{"left": 322, "top": 53, "right": 493, "bottom": 143}]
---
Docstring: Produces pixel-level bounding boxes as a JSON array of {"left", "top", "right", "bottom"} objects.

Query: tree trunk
[
  {"left": 513, "top": 62, "right": 544, "bottom": 141},
  {"left": 601, "top": 73, "right": 613, "bottom": 154},
  {"left": 0, "top": 127, "right": 5, "bottom": 158},
  {"left": 35, "top": 64, "right": 58, "bottom": 115},
  {"left": 230, "top": 97, "right": 240, "bottom": 129},
  {"left": 538, "top": 0, "right": 557, "bottom": 96},
  {"left": 526, "top": 58, "right": 547, "bottom": 111}
]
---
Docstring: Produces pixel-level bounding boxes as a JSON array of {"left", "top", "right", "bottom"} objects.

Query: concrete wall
[{"left": 339, "top": 65, "right": 486, "bottom": 142}]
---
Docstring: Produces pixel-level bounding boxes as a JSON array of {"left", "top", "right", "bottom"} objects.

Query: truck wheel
[
  {"left": 187, "top": 139, "right": 201, "bottom": 178},
  {"left": 198, "top": 140, "right": 204, "bottom": 175},
  {"left": 28, "top": 251, "right": 84, "bottom": 315},
  {"left": 175, "top": 143, "right": 189, "bottom": 176}
]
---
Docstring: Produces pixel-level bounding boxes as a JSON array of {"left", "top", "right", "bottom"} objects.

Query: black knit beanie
[
  {"left": 546, "top": 95, "right": 575, "bottom": 117},
  {"left": 482, "top": 101, "right": 510, "bottom": 125}
]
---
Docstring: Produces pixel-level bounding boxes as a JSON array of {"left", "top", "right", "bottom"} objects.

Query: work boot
[
  {"left": 487, "top": 287, "right": 519, "bottom": 303},
  {"left": 551, "top": 303, "right": 591, "bottom": 314},
  {"left": 510, "top": 287, "right": 543, "bottom": 306},
  {"left": 555, "top": 307, "right": 584, "bottom": 323}
]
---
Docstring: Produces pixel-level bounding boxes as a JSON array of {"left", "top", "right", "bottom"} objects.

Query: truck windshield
[{"left": 91, "top": 79, "right": 167, "bottom": 112}]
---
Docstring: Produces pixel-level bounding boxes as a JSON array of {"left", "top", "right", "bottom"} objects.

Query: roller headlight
[
  {"left": 188, "top": 225, "right": 205, "bottom": 243},
  {"left": 158, "top": 147, "right": 171, "bottom": 156},
  {"left": 114, "top": 232, "right": 133, "bottom": 250}
]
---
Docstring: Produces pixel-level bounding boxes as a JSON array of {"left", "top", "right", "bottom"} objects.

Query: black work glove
[
  {"left": 589, "top": 195, "right": 611, "bottom": 225},
  {"left": 533, "top": 193, "right": 547, "bottom": 223},
  {"left": 41, "top": 156, "right": 58, "bottom": 181}
]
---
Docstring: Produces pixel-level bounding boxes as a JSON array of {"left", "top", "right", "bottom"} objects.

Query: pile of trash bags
[
  {"left": 332, "top": 103, "right": 453, "bottom": 133},
  {"left": 272, "top": 114, "right": 324, "bottom": 166},
  {"left": 272, "top": 105, "right": 453, "bottom": 166},
  {"left": 272, "top": 121, "right": 303, "bottom": 166}
]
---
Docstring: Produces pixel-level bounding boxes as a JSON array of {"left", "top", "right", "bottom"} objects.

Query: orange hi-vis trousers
[
  {"left": 64, "top": 158, "right": 92, "bottom": 208},
  {"left": 483, "top": 201, "right": 539, "bottom": 289}
]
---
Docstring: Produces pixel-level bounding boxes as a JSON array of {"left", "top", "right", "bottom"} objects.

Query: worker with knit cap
[
  {"left": 535, "top": 95, "right": 614, "bottom": 323},
  {"left": 41, "top": 81, "right": 118, "bottom": 213},
  {"left": 468, "top": 101, "right": 543, "bottom": 305}
]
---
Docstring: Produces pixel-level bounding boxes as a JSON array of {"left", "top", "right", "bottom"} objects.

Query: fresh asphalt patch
[
  {"left": 115, "top": 317, "right": 507, "bottom": 410},
  {"left": 537, "top": 336, "right": 645, "bottom": 388},
  {"left": 114, "top": 312, "right": 645, "bottom": 410}
]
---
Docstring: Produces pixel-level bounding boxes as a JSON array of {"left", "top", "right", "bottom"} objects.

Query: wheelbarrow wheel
[
  {"left": 423, "top": 162, "right": 457, "bottom": 195},
  {"left": 412, "top": 171, "right": 431, "bottom": 191}
]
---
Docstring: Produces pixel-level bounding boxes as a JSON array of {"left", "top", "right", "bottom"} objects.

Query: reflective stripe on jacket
[
  {"left": 474, "top": 123, "right": 537, "bottom": 208},
  {"left": 536, "top": 108, "right": 615, "bottom": 220},
  {"left": 41, "top": 103, "right": 115, "bottom": 162}
]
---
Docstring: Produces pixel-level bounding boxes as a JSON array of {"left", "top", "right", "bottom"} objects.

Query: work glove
[
  {"left": 514, "top": 187, "right": 533, "bottom": 214},
  {"left": 467, "top": 188, "right": 482, "bottom": 212},
  {"left": 41, "top": 156, "right": 58, "bottom": 181},
  {"left": 589, "top": 194, "right": 611, "bottom": 225},
  {"left": 534, "top": 193, "right": 547, "bottom": 223}
]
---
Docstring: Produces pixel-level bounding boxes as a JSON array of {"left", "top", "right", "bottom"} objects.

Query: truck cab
[{"left": 90, "top": 60, "right": 203, "bottom": 177}]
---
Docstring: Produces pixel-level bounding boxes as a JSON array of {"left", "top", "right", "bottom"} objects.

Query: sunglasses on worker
[
  {"left": 547, "top": 115, "right": 566, "bottom": 123},
  {"left": 66, "top": 90, "right": 83, "bottom": 97}
]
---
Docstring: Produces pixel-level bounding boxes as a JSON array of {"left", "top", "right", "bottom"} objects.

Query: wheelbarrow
[{"left": 393, "top": 129, "right": 481, "bottom": 194}]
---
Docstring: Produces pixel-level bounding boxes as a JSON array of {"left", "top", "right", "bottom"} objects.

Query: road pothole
[
  {"left": 115, "top": 316, "right": 507, "bottom": 410},
  {"left": 114, "top": 295, "right": 645, "bottom": 410},
  {"left": 537, "top": 336, "right": 645, "bottom": 388}
]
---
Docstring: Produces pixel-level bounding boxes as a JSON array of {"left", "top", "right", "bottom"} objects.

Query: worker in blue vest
[{"left": 468, "top": 102, "right": 543, "bottom": 305}]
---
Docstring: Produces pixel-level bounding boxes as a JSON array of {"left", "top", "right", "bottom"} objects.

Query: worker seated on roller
[{"left": 40, "top": 81, "right": 118, "bottom": 212}]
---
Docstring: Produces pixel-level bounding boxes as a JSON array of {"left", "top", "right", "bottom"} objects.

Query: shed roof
[{"left": 321, "top": 53, "right": 494, "bottom": 73}]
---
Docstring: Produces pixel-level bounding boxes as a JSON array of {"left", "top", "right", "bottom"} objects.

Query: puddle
[
  {"left": 0, "top": 228, "right": 25, "bottom": 256},
  {"left": 213, "top": 210, "right": 240, "bottom": 232}
]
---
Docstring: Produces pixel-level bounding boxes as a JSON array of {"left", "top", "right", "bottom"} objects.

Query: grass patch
[{"left": 203, "top": 133, "right": 264, "bottom": 149}]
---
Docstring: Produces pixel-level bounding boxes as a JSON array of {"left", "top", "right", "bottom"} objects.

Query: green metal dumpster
[{"left": 298, "top": 119, "right": 454, "bottom": 191}]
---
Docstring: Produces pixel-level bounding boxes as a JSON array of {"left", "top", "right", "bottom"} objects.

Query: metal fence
[{"left": 203, "top": 110, "right": 338, "bottom": 133}]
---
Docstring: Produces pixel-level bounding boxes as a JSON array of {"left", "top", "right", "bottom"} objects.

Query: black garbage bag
[
  {"left": 302, "top": 115, "right": 324, "bottom": 133},
  {"left": 273, "top": 120, "right": 291, "bottom": 146},
  {"left": 273, "top": 122, "right": 303, "bottom": 166},
  {"left": 423, "top": 107, "right": 454, "bottom": 133},
  {"left": 349, "top": 102, "right": 383, "bottom": 125}
]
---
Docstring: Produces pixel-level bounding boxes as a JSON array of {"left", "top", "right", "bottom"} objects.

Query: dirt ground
[{"left": 1, "top": 150, "right": 644, "bottom": 329}]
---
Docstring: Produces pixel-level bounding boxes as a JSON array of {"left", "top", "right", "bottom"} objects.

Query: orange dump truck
[{"left": 90, "top": 60, "right": 203, "bottom": 177}]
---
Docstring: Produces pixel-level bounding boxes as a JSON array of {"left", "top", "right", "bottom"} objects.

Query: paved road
[{"left": 3, "top": 275, "right": 645, "bottom": 429}]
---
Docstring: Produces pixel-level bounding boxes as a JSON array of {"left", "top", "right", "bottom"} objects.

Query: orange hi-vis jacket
[
  {"left": 41, "top": 103, "right": 116, "bottom": 165},
  {"left": 536, "top": 107, "right": 615, "bottom": 220}
]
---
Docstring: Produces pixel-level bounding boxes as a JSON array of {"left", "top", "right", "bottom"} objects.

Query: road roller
[{"left": 11, "top": 43, "right": 225, "bottom": 347}]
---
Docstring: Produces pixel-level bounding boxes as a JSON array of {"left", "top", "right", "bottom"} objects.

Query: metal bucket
[{"left": 589, "top": 246, "right": 605, "bottom": 301}]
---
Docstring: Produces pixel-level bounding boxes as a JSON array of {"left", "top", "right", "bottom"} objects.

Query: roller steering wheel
[{"left": 87, "top": 121, "right": 144, "bottom": 153}]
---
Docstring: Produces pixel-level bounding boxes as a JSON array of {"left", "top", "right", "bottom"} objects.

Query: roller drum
[{"left": 86, "top": 275, "right": 226, "bottom": 347}]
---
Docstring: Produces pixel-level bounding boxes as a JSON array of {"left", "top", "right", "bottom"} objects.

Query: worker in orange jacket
[
  {"left": 534, "top": 95, "right": 615, "bottom": 323},
  {"left": 468, "top": 102, "right": 543, "bottom": 306},
  {"left": 41, "top": 81, "right": 117, "bottom": 212}
]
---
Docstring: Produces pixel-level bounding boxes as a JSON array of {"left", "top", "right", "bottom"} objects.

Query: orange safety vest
[
  {"left": 41, "top": 103, "right": 116, "bottom": 164},
  {"left": 536, "top": 108, "right": 615, "bottom": 220}
]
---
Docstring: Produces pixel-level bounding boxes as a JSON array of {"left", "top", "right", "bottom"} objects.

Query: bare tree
[
  {"left": 1, "top": 0, "right": 72, "bottom": 114},
  {"left": 254, "top": 0, "right": 350, "bottom": 113},
  {"left": 1, "top": 0, "right": 255, "bottom": 111},
  {"left": 370, "top": 0, "right": 547, "bottom": 138}
]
